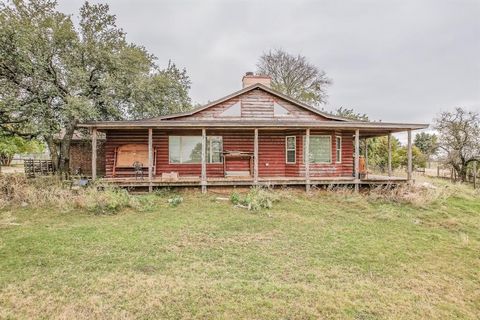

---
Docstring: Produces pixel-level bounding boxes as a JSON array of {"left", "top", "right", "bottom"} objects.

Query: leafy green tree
[
  {"left": 398, "top": 145, "right": 427, "bottom": 170},
  {"left": 414, "top": 132, "right": 437, "bottom": 165},
  {"left": 366, "top": 136, "right": 402, "bottom": 172},
  {"left": 365, "top": 136, "right": 426, "bottom": 173},
  {"left": 0, "top": 136, "right": 44, "bottom": 166},
  {"left": 256, "top": 49, "right": 331, "bottom": 106},
  {"left": 129, "top": 61, "right": 191, "bottom": 119},
  {"left": 0, "top": 0, "right": 191, "bottom": 175},
  {"left": 333, "top": 107, "right": 369, "bottom": 121}
]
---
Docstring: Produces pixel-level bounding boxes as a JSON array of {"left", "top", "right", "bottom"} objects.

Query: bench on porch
[{"left": 112, "top": 144, "right": 157, "bottom": 178}]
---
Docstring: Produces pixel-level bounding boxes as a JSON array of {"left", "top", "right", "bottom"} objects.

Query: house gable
[{"left": 169, "top": 87, "right": 338, "bottom": 121}]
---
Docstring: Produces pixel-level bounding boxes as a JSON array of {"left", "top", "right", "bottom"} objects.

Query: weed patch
[
  {"left": 0, "top": 175, "right": 142, "bottom": 214},
  {"left": 230, "top": 187, "right": 280, "bottom": 211}
]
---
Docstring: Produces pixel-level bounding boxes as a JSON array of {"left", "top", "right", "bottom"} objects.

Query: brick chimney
[{"left": 242, "top": 72, "right": 271, "bottom": 88}]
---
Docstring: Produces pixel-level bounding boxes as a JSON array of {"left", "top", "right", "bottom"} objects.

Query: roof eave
[{"left": 78, "top": 121, "right": 429, "bottom": 131}]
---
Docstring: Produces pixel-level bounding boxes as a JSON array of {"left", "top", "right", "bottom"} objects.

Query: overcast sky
[{"left": 59, "top": 0, "right": 479, "bottom": 125}]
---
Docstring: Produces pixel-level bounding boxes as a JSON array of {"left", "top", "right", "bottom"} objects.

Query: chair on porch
[{"left": 132, "top": 161, "right": 144, "bottom": 180}]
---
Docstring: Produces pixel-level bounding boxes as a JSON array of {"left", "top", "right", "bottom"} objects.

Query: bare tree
[
  {"left": 434, "top": 107, "right": 480, "bottom": 181},
  {"left": 256, "top": 49, "right": 331, "bottom": 106}
]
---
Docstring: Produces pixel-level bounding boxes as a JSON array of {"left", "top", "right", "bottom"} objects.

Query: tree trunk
[
  {"left": 0, "top": 155, "right": 13, "bottom": 166},
  {"left": 45, "top": 121, "right": 77, "bottom": 179},
  {"left": 459, "top": 167, "right": 468, "bottom": 182},
  {"left": 58, "top": 121, "right": 78, "bottom": 180},
  {"left": 45, "top": 136, "right": 59, "bottom": 172},
  {"left": 452, "top": 163, "right": 468, "bottom": 182}
]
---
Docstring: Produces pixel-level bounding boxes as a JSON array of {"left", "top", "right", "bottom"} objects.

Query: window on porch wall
[
  {"left": 303, "top": 135, "right": 332, "bottom": 163},
  {"left": 169, "top": 136, "right": 223, "bottom": 164},
  {"left": 336, "top": 136, "right": 342, "bottom": 163},
  {"left": 286, "top": 136, "right": 296, "bottom": 164}
]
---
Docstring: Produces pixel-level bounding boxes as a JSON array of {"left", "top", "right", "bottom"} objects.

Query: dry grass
[
  {"left": 0, "top": 174, "right": 144, "bottom": 214},
  {"left": 0, "top": 177, "right": 479, "bottom": 318}
]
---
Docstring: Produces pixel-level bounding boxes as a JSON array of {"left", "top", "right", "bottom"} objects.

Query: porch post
[
  {"left": 407, "top": 129, "right": 412, "bottom": 182},
  {"left": 201, "top": 128, "right": 207, "bottom": 193},
  {"left": 364, "top": 138, "right": 368, "bottom": 176},
  {"left": 91, "top": 127, "right": 97, "bottom": 180},
  {"left": 305, "top": 128, "right": 310, "bottom": 192},
  {"left": 354, "top": 129, "right": 360, "bottom": 192},
  {"left": 387, "top": 133, "right": 392, "bottom": 177},
  {"left": 148, "top": 128, "right": 153, "bottom": 193},
  {"left": 254, "top": 128, "right": 259, "bottom": 184}
]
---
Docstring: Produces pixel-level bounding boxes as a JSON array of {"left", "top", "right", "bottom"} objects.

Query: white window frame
[
  {"left": 169, "top": 136, "right": 223, "bottom": 164},
  {"left": 303, "top": 135, "right": 332, "bottom": 164},
  {"left": 285, "top": 136, "right": 296, "bottom": 164},
  {"left": 336, "top": 136, "right": 342, "bottom": 163},
  {"left": 207, "top": 136, "right": 223, "bottom": 164}
]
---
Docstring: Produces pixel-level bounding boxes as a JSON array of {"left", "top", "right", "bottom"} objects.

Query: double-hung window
[
  {"left": 285, "top": 136, "right": 296, "bottom": 164},
  {"left": 303, "top": 135, "right": 332, "bottom": 163},
  {"left": 207, "top": 136, "right": 223, "bottom": 163},
  {"left": 169, "top": 136, "right": 223, "bottom": 164},
  {"left": 335, "top": 136, "right": 342, "bottom": 163}
]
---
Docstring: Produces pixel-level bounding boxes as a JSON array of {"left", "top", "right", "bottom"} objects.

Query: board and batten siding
[
  {"left": 171, "top": 89, "right": 333, "bottom": 121},
  {"left": 103, "top": 129, "right": 354, "bottom": 179}
]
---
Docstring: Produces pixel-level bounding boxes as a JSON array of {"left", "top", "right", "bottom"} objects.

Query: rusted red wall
[{"left": 104, "top": 129, "right": 354, "bottom": 178}]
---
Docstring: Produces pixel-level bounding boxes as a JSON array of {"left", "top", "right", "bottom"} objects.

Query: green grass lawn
[{"left": 1, "top": 185, "right": 479, "bottom": 319}]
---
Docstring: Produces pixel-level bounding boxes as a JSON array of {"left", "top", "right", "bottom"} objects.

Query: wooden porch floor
[{"left": 99, "top": 175, "right": 407, "bottom": 187}]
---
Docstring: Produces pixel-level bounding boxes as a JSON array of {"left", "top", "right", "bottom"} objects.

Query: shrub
[
  {"left": 230, "top": 187, "right": 280, "bottom": 211},
  {"left": 82, "top": 187, "right": 136, "bottom": 214},
  {"left": 168, "top": 194, "right": 183, "bottom": 207},
  {"left": 229, "top": 191, "right": 241, "bottom": 205}
]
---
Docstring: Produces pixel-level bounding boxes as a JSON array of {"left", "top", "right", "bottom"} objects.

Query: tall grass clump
[
  {"left": 230, "top": 186, "right": 280, "bottom": 211},
  {"left": 0, "top": 174, "right": 142, "bottom": 214},
  {"left": 366, "top": 182, "right": 457, "bottom": 207}
]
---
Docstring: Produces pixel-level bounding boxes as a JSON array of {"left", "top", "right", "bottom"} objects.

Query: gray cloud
[{"left": 59, "top": 0, "right": 480, "bottom": 126}]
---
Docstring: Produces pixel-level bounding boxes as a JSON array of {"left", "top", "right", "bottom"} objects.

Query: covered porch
[{"left": 83, "top": 120, "right": 423, "bottom": 192}]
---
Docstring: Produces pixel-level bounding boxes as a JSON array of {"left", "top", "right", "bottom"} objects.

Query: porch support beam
[
  {"left": 201, "top": 128, "right": 207, "bottom": 193},
  {"left": 365, "top": 138, "right": 368, "bottom": 177},
  {"left": 91, "top": 127, "right": 97, "bottom": 180},
  {"left": 354, "top": 129, "right": 360, "bottom": 192},
  {"left": 254, "top": 128, "right": 259, "bottom": 184},
  {"left": 148, "top": 128, "right": 153, "bottom": 192},
  {"left": 305, "top": 128, "right": 310, "bottom": 192},
  {"left": 407, "top": 129, "right": 412, "bottom": 182},
  {"left": 387, "top": 133, "right": 392, "bottom": 177}
]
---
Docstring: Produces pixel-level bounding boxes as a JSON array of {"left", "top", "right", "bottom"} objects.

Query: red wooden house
[{"left": 79, "top": 73, "right": 428, "bottom": 191}]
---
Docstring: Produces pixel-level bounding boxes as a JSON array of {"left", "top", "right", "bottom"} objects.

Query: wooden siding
[
  {"left": 171, "top": 89, "right": 330, "bottom": 121},
  {"left": 104, "top": 129, "right": 354, "bottom": 179}
]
